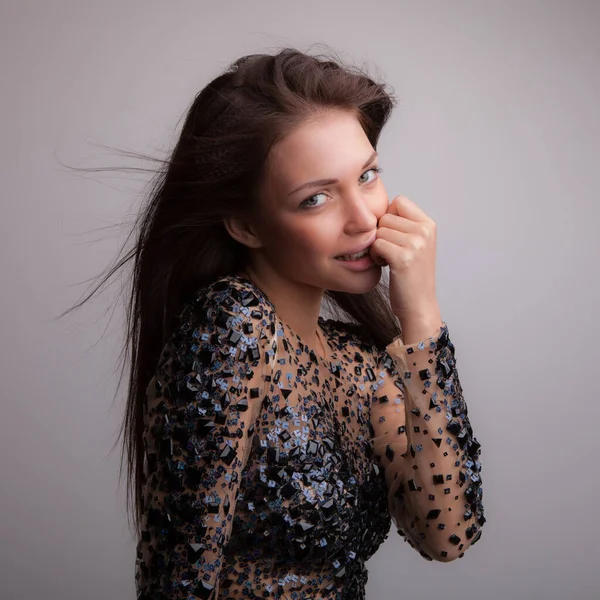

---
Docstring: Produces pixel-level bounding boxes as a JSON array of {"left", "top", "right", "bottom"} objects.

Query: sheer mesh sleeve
[
  {"left": 135, "top": 280, "right": 277, "bottom": 599},
  {"left": 370, "top": 321, "right": 485, "bottom": 562}
]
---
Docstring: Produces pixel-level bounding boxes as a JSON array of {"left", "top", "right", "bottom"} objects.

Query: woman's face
[{"left": 248, "top": 109, "right": 389, "bottom": 294}]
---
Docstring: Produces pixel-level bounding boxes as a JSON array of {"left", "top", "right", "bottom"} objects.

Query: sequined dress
[{"left": 134, "top": 273, "right": 485, "bottom": 599}]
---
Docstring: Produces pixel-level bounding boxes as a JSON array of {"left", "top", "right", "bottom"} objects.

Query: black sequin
[{"left": 135, "top": 274, "right": 484, "bottom": 599}]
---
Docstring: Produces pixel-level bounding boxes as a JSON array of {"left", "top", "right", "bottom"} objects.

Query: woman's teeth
[{"left": 337, "top": 248, "right": 370, "bottom": 261}]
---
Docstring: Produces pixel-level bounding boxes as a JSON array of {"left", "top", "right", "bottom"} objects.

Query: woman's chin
[{"left": 326, "top": 264, "right": 382, "bottom": 293}]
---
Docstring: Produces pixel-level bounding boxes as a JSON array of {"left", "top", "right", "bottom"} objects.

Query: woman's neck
[{"left": 239, "top": 265, "right": 324, "bottom": 352}]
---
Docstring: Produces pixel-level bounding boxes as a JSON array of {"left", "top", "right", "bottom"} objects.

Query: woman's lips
[
  {"left": 335, "top": 234, "right": 377, "bottom": 258},
  {"left": 334, "top": 253, "right": 377, "bottom": 270}
]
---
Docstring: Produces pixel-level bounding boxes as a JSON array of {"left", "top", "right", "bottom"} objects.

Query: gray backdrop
[{"left": 1, "top": 0, "right": 599, "bottom": 598}]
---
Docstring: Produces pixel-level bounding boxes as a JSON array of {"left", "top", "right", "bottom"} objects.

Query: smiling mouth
[{"left": 335, "top": 247, "right": 371, "bottom": 261}]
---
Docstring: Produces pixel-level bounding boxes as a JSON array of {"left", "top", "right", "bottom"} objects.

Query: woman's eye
[
  {"left": 301, "top": 192, "right": 327, "bottom": 208},
  {"left": 359, "top": 166, "right": 382, "bottom": 184},
  {"left": 299, "top": 166, "right": 382, "bottom": 209}
]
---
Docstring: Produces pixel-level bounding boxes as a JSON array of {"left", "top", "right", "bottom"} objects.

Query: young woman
[{"left": 98, "top": 48, "right": 484, "bottom": 599}]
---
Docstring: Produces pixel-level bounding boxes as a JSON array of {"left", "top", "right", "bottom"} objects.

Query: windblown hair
[{"left": 60, "top": 46, "right": 402, "bottom": 537}]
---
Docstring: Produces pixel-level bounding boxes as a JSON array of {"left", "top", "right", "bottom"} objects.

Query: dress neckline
[{"left": 230, "top": 272, "right": 330, "bottom": 364}]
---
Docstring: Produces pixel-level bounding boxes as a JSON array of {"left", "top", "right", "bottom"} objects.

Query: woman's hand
[{"left": 370, "top": 195, "right": 441, "bottom": 323}]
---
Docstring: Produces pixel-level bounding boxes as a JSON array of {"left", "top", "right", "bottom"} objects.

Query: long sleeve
[
  {"left": 369, "top": 321, "right": 485, "bottom": 562},
  {"left": 135, "top": 281, "right": 277, "bottom": 599}
]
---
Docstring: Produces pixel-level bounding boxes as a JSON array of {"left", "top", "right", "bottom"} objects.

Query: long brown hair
[{"left": 59, "top": 46, "right": 402, "bottom": 538}]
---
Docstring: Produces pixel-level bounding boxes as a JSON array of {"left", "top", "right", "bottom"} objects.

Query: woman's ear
[{"left": 223, "top": 217, "right": 263, "bottom": 249}]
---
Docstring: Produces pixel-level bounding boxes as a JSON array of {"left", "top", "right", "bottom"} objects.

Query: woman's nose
[{"left": 342, "top": 192, "right": 379, "bottom": 233}]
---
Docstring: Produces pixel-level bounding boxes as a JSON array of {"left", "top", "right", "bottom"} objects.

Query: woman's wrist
[{"left": 397, "top": 308, "right": 443, "bottom": 345}]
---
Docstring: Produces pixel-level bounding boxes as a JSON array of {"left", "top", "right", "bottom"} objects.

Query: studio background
[{"left": 1, "top": 1, "right": 598, "bottom": 599}]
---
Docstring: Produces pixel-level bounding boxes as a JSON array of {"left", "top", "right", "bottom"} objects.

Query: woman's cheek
[{"left": 376, "top": 190, "right": 389, "bottom": 217}]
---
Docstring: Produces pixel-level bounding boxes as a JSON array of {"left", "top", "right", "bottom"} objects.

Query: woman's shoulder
[
  {"left": 172, "top": 273, "right": 277, "bottom": 347},
  {"left": 183, "top": 273, "right": 275, "bottom": 317}
]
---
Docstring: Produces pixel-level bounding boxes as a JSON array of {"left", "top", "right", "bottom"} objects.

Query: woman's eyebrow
[{"left": 287, "top": 150, "right": 378, "bottom": 197}]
